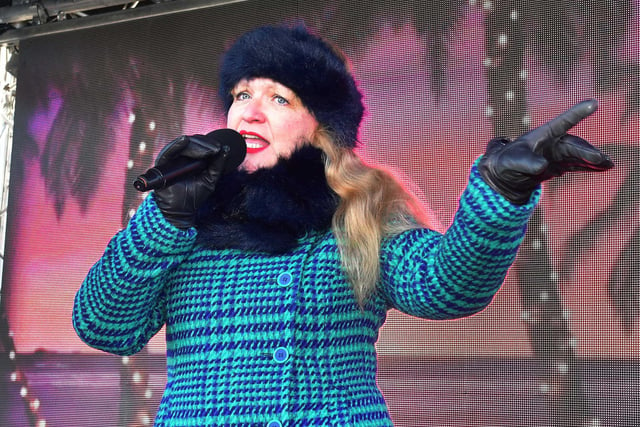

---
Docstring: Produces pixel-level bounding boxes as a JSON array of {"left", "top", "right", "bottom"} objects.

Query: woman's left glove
[{"left": 478, "top": 99, "right": 614, "bottom": 205}]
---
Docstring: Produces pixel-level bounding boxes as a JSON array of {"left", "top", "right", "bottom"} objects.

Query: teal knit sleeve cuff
[{"left": 464, "top": 158, "right": 540, "bottom": 230}]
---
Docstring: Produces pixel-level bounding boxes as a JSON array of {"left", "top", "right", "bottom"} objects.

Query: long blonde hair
[{"left": 311, "top": 129, "right": 435, "bottom": 306}]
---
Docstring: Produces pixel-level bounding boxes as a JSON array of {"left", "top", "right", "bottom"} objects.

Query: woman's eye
[
  {"left": 235, "top": 92, "right": 250, "bottom": 101},
  {"left": 274, "top": 95, "right": 289, "bottom": 105}
]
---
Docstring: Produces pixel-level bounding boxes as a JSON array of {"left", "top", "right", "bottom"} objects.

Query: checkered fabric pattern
[{"left": 73, "top": 164, "right": 538, "bottom": 427}]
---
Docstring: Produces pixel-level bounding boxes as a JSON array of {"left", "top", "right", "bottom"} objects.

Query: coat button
[
  {"left": 273, "top": 347, "right": 290, "bottom": 363},
  {"left": 267, "top": 421, "right": 282, "bottom": 427},
  {"left": 276, "top": 272, "right": 293, "bottom": 287}
]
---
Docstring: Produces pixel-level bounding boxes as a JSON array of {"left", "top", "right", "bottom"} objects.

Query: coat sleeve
[
  {"left": 72, "top": 193, "right": 197, "bottom": 355},
  {"left": 378, "top": 161, "right": 539, "bottom": 320}
]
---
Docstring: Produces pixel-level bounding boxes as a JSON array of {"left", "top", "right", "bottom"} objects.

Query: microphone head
[{"left": 206, "top": 128, "right": 247, "bottom": 174}]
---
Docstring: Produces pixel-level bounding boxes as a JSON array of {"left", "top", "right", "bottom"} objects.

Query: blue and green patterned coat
[{"left": 73, "top": 163, "right": 538, "bottom": 427}]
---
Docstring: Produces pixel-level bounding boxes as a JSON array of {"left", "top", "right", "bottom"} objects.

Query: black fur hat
[{"left": 218, "top": 24, "right": 365, "bottom": 148}]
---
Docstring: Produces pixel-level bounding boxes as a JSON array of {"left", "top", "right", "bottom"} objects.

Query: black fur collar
[{"left": 195, "top": 145, "right": 338, "bottom": 253}]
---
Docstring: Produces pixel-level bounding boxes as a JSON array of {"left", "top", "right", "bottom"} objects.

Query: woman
[{"left": 73, "top": 25, "right": 613, "bottom": 426}]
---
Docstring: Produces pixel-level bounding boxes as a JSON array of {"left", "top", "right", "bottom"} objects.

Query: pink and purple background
[{"left": 2, "top": 0, "right": 638, "bottom": 425}]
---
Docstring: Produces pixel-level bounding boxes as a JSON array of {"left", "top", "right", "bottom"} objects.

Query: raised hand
[
  {"left": 154, "top": 134, "right": 229, "bottom": 229},
  {"left": 478, "top": 99, "right": 614, "bottom": 205}
]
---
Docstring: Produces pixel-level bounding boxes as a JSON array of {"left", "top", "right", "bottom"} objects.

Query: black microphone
[{"left": 133, "top": 129, "right": 246, "bottom": 192}]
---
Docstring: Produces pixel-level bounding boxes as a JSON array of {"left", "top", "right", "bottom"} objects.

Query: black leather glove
[
  {"left": 154, "top": 134, "right": 228, "bottom": 229},
  {"left": 478, "top": 99, "right": 614, "bottom": 205}
]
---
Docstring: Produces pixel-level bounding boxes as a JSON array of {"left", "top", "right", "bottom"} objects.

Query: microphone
[{"left": 133, "top": 129, "right": 246, "bottom": 192}]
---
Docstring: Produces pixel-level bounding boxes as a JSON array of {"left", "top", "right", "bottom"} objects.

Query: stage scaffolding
[{"left": 0, "top": 45, "right": 14, "bottom": 299}]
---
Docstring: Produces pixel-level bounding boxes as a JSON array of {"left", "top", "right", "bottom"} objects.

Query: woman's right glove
[
  {"left": 478, "top": 99, "right": 614, "bottom": 205},
  {"left": 154, "top": 134, "right": 229, "bottom": 229}
]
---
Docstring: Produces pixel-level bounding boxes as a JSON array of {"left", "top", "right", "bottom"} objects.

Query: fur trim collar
[{"left": 195, "top": 145, "right": 337, "bottom": 253}]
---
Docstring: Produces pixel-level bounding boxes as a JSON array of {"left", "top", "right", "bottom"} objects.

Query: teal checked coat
[{"left": 73, "top": 164, "right": 538, "bottom": 426}]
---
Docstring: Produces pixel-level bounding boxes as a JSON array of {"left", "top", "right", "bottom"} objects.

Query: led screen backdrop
[{"left": 1, "top": 0, "right": 638, "bottom": 425}]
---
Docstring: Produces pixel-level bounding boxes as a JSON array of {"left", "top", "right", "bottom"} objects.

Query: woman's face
[{"left": 227, "top": 77, "right": 319, "bottom": 173}]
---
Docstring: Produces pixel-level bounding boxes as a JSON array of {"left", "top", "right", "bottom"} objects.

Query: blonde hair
[{"left": 311, "top": 129, "right": 434, "bottom": 306}]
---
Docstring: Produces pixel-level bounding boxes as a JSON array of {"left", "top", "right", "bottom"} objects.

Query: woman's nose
[{"left": 242, "top": 98, "right": 266, "bottom": 123}]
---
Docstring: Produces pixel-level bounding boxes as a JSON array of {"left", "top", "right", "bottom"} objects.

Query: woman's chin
[{"left": 240, "top": 156, "right": 278, "bottom": 173}]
